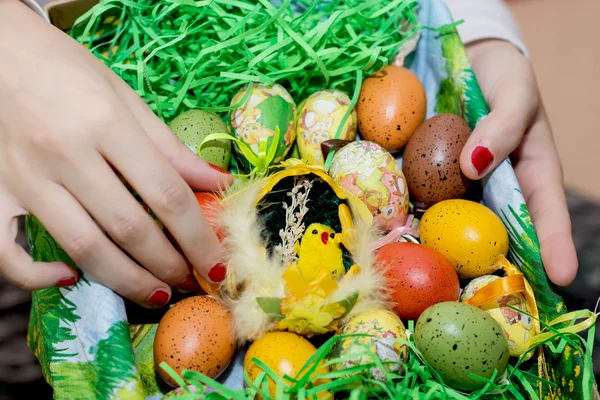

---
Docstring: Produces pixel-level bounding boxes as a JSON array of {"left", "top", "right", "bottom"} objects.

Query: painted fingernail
[
  {"left": 208, "top": 163, "right": 230, "bottom": 175},
  {"left": 208, "top": 263, "right": 227, "bottom": 283},
  {"left": 471, "top": 145, "right": 494, "bottom": 175},
  {"left": 148, "top": 289, "right": 170, "bottom": 308},
  {"left": 175, "top": 274, "right": 197, "bottom": 292},
  {"left": 55, "top": 277, "right": 77, "bottom": 287}
]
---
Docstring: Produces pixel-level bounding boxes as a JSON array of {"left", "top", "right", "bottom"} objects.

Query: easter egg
[
  {"left": 244, "top": 332, "right": 330, "bottom": 399},
  {"left": 329, "top": 141, "right": 409, "bottom": 231},
  {"left": 230, "top": 84, "right": 296, "bottom": 166},
  {"left": 169, "top": 110, "right": 231, "bottom": 169},
  {"left": 419, "top": 199, "right": 509, "bottom": 278},
  {"left": 332, "top": 310, "right": 408, "bottom": 382},
  {"left": 154, "top": 296, "right": 236, "bottom": 386},
  {"left": 375, "top": 242, "right": 460, "bottom": 320},
  {"left": 357, "top": 66, "right": 426, "bottom": 152},
  {"left": 461, "top": 275, "right": 535, "bottom": 359},
  {"left": 415, "top": 302, "right": 509, "bottom": 391},
  {"left": 402, "top": 114, "right": 472, "bottom": 205},
  {"left": 296, "top": 89, "right": 357, "bottom": 166}
]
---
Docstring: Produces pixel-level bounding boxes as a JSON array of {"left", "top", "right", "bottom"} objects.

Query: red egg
[{"left": 376, "top": 242, "right": 460, "bottom": 321}]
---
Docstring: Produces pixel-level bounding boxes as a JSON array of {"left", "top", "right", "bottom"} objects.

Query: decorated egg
[
  {"left": 357, "top": 66, "right": 426, "bottom": 152},
  {"left": 154, "top": 296, "right": 236, "bottom": 386},
  {"left": 402, "top": 114, "right": 472, "bottom": 205},
  {"left": 230, "top": 84, "right": 296, "bottom": 166},
  {"left": 419, "top": 199, "right": 509, "bottom": 278},
  {"left": 169, "top": 109, "right": 231, "bottom": 169},
  {"left": 332, "top": 310, "right": 408, "bottom": 382},
  {"left": 415, "top": 302, "right": 509, "bottom": 391},
  {"left": 375, "top": 242, "right": 460, "bottom": 321},
  {"left": 461, "top": 275, "right": 535, "bottom": 359},
  {"left": 329, "top": 141, "right": 409, "bottom": 231},
  {"left": 296, "top": 89, "right": 357, "bottom": 166},
  {"left": 244, "top": 332, "right": 331, "bottom": 399}
]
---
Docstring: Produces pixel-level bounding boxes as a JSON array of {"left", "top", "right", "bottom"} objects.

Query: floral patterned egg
[
  {"left": 230, "top": 84, "right": 296, "bottom": 165},
  {"left": 329, "top": 141, "right": 409, "bottom": 231},
  {"left": 461, "top": 275, "right": 535, "bottom": 359},
  {"left": 296, "top": 90, "right": 357, "bottom": 166},
  {"left": 332, "top": 309, "right": 408, "bottom": 382}
]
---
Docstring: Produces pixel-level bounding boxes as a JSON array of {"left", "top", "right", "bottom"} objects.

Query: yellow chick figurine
[{"left": 294, "top": 223, "right": 346, "bottom": 282}]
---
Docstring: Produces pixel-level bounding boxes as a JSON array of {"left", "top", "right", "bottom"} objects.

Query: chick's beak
[{"left": 321, "top": 231, "right": 329, "bottom": 245}]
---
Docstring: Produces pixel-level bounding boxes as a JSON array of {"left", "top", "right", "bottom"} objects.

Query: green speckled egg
[
  {"left": 415, "top": 301, "right": 509, "bottom": 391},
  {"left": 169, "top": 110, "right": 231, "bottom": 169}
]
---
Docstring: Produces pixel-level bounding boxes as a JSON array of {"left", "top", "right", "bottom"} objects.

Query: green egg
[
  {"left": 415, "top": 301, "right": 509, "bottom": 391},
  {"left": 169, "top": 110, "right": 231, "bottom": 169}
]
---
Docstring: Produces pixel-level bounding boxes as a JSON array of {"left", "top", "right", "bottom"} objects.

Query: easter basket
[{"left": 26, "top": 0, "right": 597, "bottom": 399}]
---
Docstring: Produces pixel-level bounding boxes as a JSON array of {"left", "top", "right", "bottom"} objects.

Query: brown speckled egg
[
  {"left": 154, "top": 296, "right": 236, "bottom": 387},
  {"left": 357, "top": 66, "right": 426, "bottom": 152},
  {"left": 402, "top": 114, "right": 472, "bottom": 205}
]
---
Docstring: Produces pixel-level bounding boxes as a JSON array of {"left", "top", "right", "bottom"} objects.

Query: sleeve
[
  {"left": 444, "top": 0, "right": 529, "bottom": 57},
  {"left": 18, "top": 0, "right": 50, "bottom": 22}
]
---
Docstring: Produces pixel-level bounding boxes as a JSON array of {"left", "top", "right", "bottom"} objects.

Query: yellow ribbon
[
  {"left": 199, "top": 126, "right": 281, "bottom": 175},
  {"left": 529, "top": 310, "right": 597, "bottom": 346}
]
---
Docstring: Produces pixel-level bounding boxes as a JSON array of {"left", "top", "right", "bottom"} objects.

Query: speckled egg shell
[
  {"left": 154, "top": 296, "right": 236, "bottom": 387},
  {"left": 357, "top": 66, "right": 426, "bottom": 152},
  {"left": 419, "top": 199, "right": 509, "bottom": 278},
  {"left": 169, "top": 110, "right": 231, "bottom": 169},
  {"left": 415, "top": 302, "right": 509, "bottom": 391},
  {"left": 402, "top": 114, "right": 472, "bottom": 206}
]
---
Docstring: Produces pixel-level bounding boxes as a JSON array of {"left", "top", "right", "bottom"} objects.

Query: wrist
[{"left": 0, "top": 0, "right": 49, "bottom": 22}]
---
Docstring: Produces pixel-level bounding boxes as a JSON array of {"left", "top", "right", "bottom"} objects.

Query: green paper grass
[
  {"left": 159, "top": 311, "right": 597, "bottom": 399},
  {"left": 71, "top": 0, "right": 421, "bottom": 124}
]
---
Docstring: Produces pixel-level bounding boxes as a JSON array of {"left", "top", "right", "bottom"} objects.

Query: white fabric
[
  {"left": 444, "top": 0, "right": 529, "bottom": 56},
  {"left": 18, "top": 0, "right": 50, "bottom": 22}
]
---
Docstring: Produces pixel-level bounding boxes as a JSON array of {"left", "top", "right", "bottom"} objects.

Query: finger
[
  {"left": 26, "top": 182, "right": 172, "bottom": 307},
  {"left": 513, "top": 111, "right": 578, "bottom": 286},
  {"left": 59, "top": 151, "right": 191, "bottom": 287},
  {"left": 460, "top": 77, "right": 539, "bottom": 180},
  {"left": 0, "top": 201, "right": 78, "bottom": 290},
  {"left": 110, "top": 77, "right": 232, "bottom": 191},
  {"left": 98, "top": 118, "right": 226, "bottom": 285}
]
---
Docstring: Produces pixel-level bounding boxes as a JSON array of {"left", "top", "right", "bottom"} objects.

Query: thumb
[
  {"left": 112, "top": 78, "right": 233, "bottom": 191},
  {"left": 460, "top": 81, "right": 539, "bottom": 180}
]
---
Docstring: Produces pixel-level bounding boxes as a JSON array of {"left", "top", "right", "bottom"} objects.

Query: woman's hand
[
  {"left": 460, "top": 39, "right": 578, "bottom": 286},
  {"left": 0, "top": 0, "right": 232, "bottom": 307}
]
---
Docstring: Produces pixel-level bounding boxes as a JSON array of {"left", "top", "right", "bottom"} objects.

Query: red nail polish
[
  {"left": 148, "top": 289, "right": 170, "bottom": 308},
  {"left": 55, "top": 277, "right": 77, "bottom": 287},
  {"left": 208, "top": 163, "right": 230, "bottom": 175},
  {"left": 471, "top": 146, "right": 494, "bottom": 175},
  {"left": 175, "top": 274, "right": 197, "bottom": 292},
  {"left": 208, "top": 263, "right": 227, "bottom": 283}
]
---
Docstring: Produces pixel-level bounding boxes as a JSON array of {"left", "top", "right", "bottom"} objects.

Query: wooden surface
[{"left": 509, "top": 0, "right": 600, "bottom": 200}]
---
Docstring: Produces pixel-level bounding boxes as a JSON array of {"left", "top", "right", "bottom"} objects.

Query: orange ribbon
[{"left": 462, "top": 274, "right": 526, "bottom": 308}]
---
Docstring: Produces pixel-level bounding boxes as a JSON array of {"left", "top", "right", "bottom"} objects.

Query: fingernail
[
  {"left": 208, "top": 263, "right": 227, "bottom": 283},
  {"left": 148, "top": 289, "right": 170, "bottom": 308},
  {"left": 471, "top": 145, "right": 494, "bottom": 175},
  {"left": 55, "top": 277, "right": 77, "bottom": 287},
  {"left": 208, "top": 163, "right": 230, "bottom": 175},
  {"left": 175, "top": 274, "right": 197, "bottom": 292}
]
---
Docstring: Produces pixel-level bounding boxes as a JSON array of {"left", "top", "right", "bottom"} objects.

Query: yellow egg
[
  {"left": 461, "top": 275, "right": 536, "bottom": 360},
  {"left": 332, "top": 310, "right": 408, "bottom": 383},
  {"left": 296, "top": 89, "right": 357, "bottom": 166},
  {"left": 419, "top": 199, "right": 509, "bottom": 278},
  {"left": 244, "top": 332, "right": 331, "bottom": 399}
]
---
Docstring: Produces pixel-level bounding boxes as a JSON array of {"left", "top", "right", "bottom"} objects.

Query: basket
[{"left": 26, "top": 0, "right": 594, "bottom": 398}]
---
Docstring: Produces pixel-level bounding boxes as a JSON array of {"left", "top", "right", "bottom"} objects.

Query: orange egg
[
  {"left": 154, "top": 296, "right": 236, "bottom": 387},
  {"left": 357, "top": 66, "right": 426, "bottom": 152}
]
